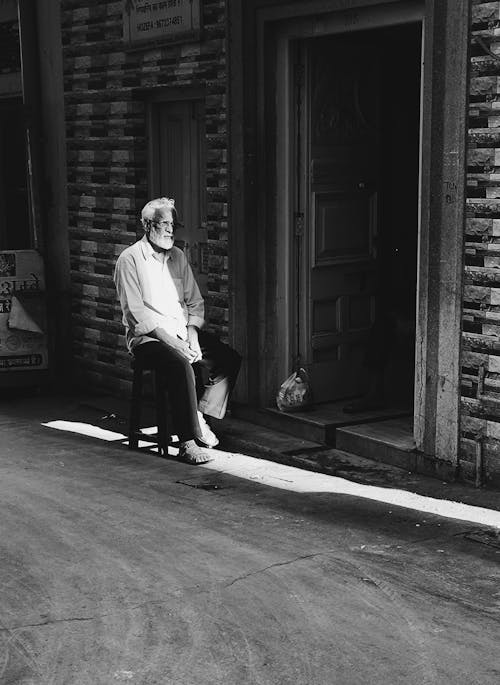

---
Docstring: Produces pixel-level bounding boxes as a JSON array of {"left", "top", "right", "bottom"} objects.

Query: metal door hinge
[
  {"left": 294, "top": 212, "right": 304, "bottom": 237},
  {"left": 295, "top": 63, "right": 305, "bottom": 88}
]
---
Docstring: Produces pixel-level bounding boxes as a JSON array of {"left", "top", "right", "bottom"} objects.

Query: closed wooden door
[
  {"left": 297, "top": 37, "right": 380, "bottom": 403},
  {"left": 150, "top": 99, "right": 208, "bottom": 293}
]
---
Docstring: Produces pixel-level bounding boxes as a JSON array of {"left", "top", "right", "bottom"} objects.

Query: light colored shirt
[{"left": 114, "top": 235, "right": 205, "bottom": 352}]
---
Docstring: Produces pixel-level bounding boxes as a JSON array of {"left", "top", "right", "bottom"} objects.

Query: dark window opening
[{"left": 0, "top": 99, "right": 31, "bottom": 250}]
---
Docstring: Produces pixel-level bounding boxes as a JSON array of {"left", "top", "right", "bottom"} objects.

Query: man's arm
[
  {"left": 178, "top": 251, "right": 204, "bottom": 361},
  {"left": 114, "top": 252, "right": 159, "bottom": 335},
  {"left": 186, "top": 324, "right": 202, "bottom": 362},
  {"left": 151, "top": 325, "right": 197, "bottom": 363},
  {"left": 180, "top": 252, "right": 205, "bottom": 329}
]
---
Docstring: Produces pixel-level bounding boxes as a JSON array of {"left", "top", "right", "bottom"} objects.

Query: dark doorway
[{"left": 296, "top": 22, "right": 421, "bottom": 410}]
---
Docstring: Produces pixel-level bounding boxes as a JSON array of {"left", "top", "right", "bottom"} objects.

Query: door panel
[
  {"left": 301, "top": 38, "right": 380, "bottom": 402},
  {"left": 313, "top": 189, "right": 377, "bottom": 263}
]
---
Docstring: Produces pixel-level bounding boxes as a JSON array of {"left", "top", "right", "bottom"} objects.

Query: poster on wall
[
  {"left": 0, "top": 251, "right": 48, "bottom": 372},
  {"left": 123, "top": 0, "right": 201, "bottom": 47}
]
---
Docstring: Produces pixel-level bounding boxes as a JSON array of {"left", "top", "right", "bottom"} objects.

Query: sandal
[{"left": 178, "top": 440, "right": 214, "bottom": 465}]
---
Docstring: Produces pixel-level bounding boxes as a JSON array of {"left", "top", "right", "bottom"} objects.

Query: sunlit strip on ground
[
  {"left": 203, "top": 450, "right": 500, "bottom": 529},
  {"left": 42, "top": 419, "right": 500, "bottom": 529},
  {"left": 42, "top": 420, "right": 179, "bottom": 449},
  {"left": 42, "top": 420, "right": 128, "bottom": 442}
]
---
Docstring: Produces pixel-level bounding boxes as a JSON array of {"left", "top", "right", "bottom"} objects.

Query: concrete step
[
  {"left": 233, "top": 402, "right": 413, "bottom": 446},
  {"left": 232, "top": 405, "right": 333, "bottom": 444},
  {"left": 217, "top": 415, "right": 325, "bottom": 460},
  {"left": 336, "top": 417, "right": 416, "bottom": 469},
  {"left": 215, "top": 415, "right": 428, "bottom": 488}
]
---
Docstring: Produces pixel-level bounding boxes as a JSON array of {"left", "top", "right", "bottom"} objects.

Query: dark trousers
[{"left": 133, "top": 331, "right": 241, "bottom": 442}]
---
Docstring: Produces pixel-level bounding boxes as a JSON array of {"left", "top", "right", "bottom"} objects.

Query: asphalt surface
[{"left": 1, "top": 394, "right": 500, "bottom": 685}]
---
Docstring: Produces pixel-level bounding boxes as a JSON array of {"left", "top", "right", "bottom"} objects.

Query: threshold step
[
  {"left": 232, "top": 402, "right": 412, "bottom": 445},
  {"left": 217, "top": 416, "right": 421, "bottom": 487},
  {"left": 218, "top": 415, "right": 323, "bottom": 457},
  {"left": 336, "top": 417, "right": 416, "bottom": 469}
]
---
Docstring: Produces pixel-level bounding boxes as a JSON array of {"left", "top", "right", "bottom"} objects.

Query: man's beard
[{"left": 149, "top": 230, "right": 174, "bottom": 251}]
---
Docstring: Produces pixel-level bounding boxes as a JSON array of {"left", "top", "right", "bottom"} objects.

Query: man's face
[{"left": 148, "top": 207, "right": 175, "bottom": 251}]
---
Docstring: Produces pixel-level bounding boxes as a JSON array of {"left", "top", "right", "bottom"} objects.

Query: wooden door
[
  {"left": 298, "top": 37, "right": 380, "bottom": 403},
  {"left": 150, "top": 99, "right": 208, "bottom": 294}
]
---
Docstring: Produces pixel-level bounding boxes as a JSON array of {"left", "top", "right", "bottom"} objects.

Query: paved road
[{"left": 1, "top": 396, "right": 500, "bottom": 684}]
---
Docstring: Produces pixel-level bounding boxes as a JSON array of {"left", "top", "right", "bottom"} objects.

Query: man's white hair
[{"left": 141, "top": 197, "right": 176, "bottom": 228}]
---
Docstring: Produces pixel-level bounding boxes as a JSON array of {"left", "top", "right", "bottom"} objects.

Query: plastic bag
[{"left": 276, "top": 367, "right": 312, "bottom": 412}]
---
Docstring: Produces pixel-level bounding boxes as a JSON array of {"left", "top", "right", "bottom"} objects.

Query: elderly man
[{"left": 114, "top": 197, "right": 241, "bottom": 464}]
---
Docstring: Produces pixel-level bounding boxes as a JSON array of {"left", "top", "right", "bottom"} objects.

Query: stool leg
[
  {"left": 154, "top": 371, "right": 169, "bottom": 457},
  {"left": 129, "top": 366, "right": 143, "bottom": 450}
]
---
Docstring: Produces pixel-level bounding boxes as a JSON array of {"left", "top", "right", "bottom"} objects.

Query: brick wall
[
  {"left": 462, "top": 0, "right": 500, "bottom": 484},
  {"left": 61, "top": 0, "right": 228, "bottom": 394}
]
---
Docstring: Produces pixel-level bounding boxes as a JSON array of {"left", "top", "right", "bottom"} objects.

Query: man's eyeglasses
[{"left": 153, "top": 220, "right": 176, "bottom": 231}]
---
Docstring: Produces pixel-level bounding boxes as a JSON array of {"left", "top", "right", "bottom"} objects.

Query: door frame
[
  {"left": 145, "top": 87, "right": 207, "bottom": 220},
  {"left": 229, "top": 0, "right": 470, "bottom": 464},
  {"left": 279, "top": 22, "right": 406, "bottom": 404}
]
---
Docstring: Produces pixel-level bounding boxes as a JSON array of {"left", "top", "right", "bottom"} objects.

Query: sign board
[
  {"left": 123, "top": 0, "right": 201, "bottom": 47},
  {"left": 0, "top": 250, "right": 48, "bottom": 372}
]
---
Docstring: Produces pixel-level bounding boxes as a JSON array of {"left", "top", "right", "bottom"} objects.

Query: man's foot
[
  {"left": 178, "top": 440, "right": 214, "bottom": 465},
  {"left": 196, "top": 412, "right": 219, "bottom": 448}
]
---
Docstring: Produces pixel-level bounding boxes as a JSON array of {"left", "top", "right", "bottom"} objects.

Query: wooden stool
[{"left": 128, "top": 358, "right": 170, "bottom": 456}]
